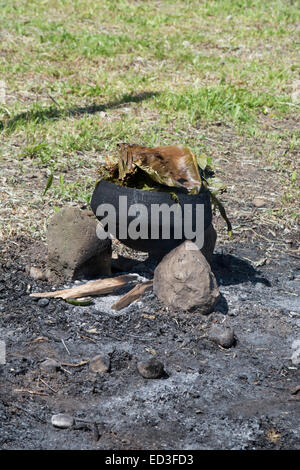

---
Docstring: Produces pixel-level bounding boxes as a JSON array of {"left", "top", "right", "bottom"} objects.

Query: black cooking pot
[{"left": 90, "top": 179, "right": 212, "bottom": 256}]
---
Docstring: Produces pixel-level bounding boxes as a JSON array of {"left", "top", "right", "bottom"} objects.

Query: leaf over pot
[
  {"left": 117, "top": 143, "right": 202, "bottom": 194},
  {"left": 97, "top": 143, "right": 232, "bottom": 236}
]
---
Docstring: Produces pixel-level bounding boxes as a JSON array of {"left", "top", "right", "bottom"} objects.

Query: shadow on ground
[
  {"left": 0, "top": 91, "right": 159, "bottom": 131},
  {"left": 212, "top": 253, "right": 271, "bottom": 287}
]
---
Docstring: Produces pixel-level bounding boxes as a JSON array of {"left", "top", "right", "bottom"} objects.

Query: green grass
[
  {"left": 154, "top": 86, "right": 291, "bottom": 123},
  {"left": 0, "top": 0, "right": 299, "bottom": 240}
]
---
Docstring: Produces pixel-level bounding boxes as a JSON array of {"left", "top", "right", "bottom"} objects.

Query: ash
[{"left": 0, "top": 239, "right": 299, "bottom": 450}]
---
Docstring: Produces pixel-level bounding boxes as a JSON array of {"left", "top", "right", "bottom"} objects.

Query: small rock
[
  {"left": 291, "top": 339, "right": 300, "bottom": 365},
  {"left": 137, "top": 358, "right": 165, "bottom": 379},
  {"left": 38, "top": 298, "right": 49, "bottom": 307},
  {"left": 252, "top": 197, "right": 266, "bottom": 208},
  {"left": 29, "top": 266, "right": 46, "bottom": 281},
  {"left": 89, "top": 354, "right": 110, "bottom": 373},
  {"left": 40, "top": 358, "right": 61, "bottom": 372},
  {"left": 208, "top": 324, "right": 235, "bottom": 348},
  {"left": 240, "top": 293, "right": 248, "bottom": 301},
  {"left": 51, "top": 413, "right": 74, "bottom": 429}
]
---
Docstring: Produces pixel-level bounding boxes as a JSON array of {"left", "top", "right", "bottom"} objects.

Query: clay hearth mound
[{"left": 46, "top": 207, "right": 111, "bottom": 282}]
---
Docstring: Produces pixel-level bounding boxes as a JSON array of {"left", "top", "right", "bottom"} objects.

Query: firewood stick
[
  {"left": 29, "top": 274, "right": 137, "bottom": 300},
  {"left": 111, "top": 280, "right": 153, "bottom": 311}
]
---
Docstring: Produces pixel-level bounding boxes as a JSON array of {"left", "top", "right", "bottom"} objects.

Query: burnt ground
[{"left": 0, "top": 235, "right": 300, "bottom": 450}]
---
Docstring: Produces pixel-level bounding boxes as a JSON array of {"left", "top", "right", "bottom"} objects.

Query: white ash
[{"left": 70, "top": 273, "right": 148, "bottom": 315}]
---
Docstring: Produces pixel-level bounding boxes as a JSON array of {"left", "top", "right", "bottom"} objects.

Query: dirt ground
[{"left": 0, "top": 231, "right": 299, "bottom": 450}]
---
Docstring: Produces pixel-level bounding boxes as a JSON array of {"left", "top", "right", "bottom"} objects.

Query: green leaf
[
  {"left": 209, "top": 191, "right": 233, "bottom": 237},
  {"left": 196, "top": 153, "right": 208, "bottom": 170},
  {"left": 66, "top": 297, "right": 93, "bottom": 306},
  {"left": 206, "top": 177, "right": 227, "bottom": 195},
  {"left": 43, "top": 172, "right": 54, "bottom": 196},
  {"left": 291, "top": 170, "right": 297, "bottom": 183}
]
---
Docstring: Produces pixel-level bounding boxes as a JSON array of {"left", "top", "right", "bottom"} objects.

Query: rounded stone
[
  {"left": 208, "top": 325, "right": 235, "bottom": 348},
  {"left": 51, "top": 413, "right": 74, "bottom": 429},
  {"left": 29, "top": 266, "right": 46, "bottom": 281},
  {"left": 153, "top": 241, "right": 220, "bottom": 314},
  {"left": 137, "top": 358, "right": 165, "bottom": 379},
  {"left": 40, "top": 358, "right": 60, "bottom": 372},
  {"left": 89, "top": 354, "right": 110, "bottom": 373},
  {"left": 38, "top": 298, "right": 49, "bottom": 307}
]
